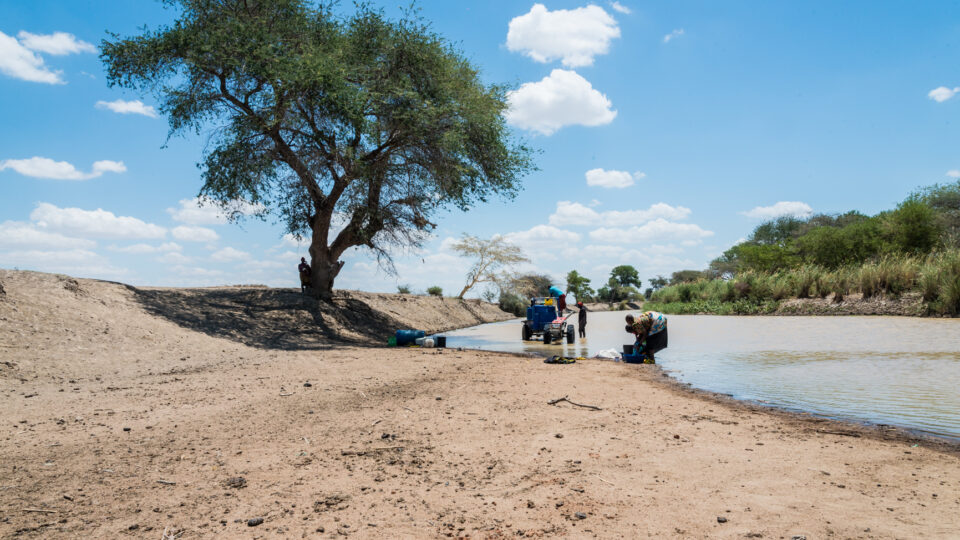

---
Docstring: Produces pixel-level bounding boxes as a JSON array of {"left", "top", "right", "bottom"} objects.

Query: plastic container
[
  {"left": 622, "top": 344, "right": 634, "bottom": 355},
  {"left": 396, "top": 329, "right": 426, "bottom": 346},
  {"left": 422, "top": 338, "right": 435, "bottom": 348},
  {"left": 387, "top": 336, "right": 397, "bottom": 347},
  {"left": 435, "top": 336, "right": 447, "bottom": 348}
]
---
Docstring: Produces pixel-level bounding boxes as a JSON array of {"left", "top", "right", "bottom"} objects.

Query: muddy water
[{"left": 445, "top": 313, "right": 960, "bottom": 439}]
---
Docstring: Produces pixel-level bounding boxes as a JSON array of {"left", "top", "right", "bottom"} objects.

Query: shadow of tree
[{"left": 131, "top": 287, "right": 405, "bottom": 351}]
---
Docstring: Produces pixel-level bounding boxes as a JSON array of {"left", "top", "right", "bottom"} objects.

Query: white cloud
[
  {"left": 0, "top": 157, "right": 126, "bottom": 180},
  {"left": 506, "top": 69, "right": 617, "bottom": 135},
  {"left": 947, "top": 170, "right": 960, "bottom": 178},
  {"left": 167, "top": 196, "right": 265, "bottom": 225},
  {"left": 171, "top": 225, "right": 220, "bottom": 243},
  {"left": 210, "top": 247, "right": 250, "bottom": 262},
  {"left": 0, "top": 248, "right": 127, "bottom": 278},
  {"left": 0, "top": 31, "right": 62, "bottom": 84},
  {"left": 500, "top": 226, "right": 580, "bottom": 261},
  {"left": 589, "top": 219, "right": 714, "bottom": 244},
  {"left": 157, "top": 252, "right": 192, "bottom": 264},
  {"left": 585, "top": 168, "right": 644, "bottom": 188},
  {"left": 928, "top": 86, "right": 960, "bottom": 103},
  {"left": 108, "top": 242, "right": 181, "bottom": 254},
  {"left": 17, "top": 31, "right": 96, "bottom": 55},
  {"left": 30, "top": 202, "right": 166, "bottom": 239},
  {"left": 0, "top": 221, "right": 96, "bottom": 250},
  {"left": 95, "top": 99, "right": 158, "bottom": 118},
  {"left": 609, "top": 1, "right": 631, "bottom": 14},
  {"left": 171, "top": 265, "right": 223, "bottom": 277},
  {"left": 663, "top": 29, "right": 685, "bottom": 43},
  {"left": 549, "top": 201, "right": 692, "bottom": 227},
  {"left": 506, "top": 4, "right": 620, "bottom": 68},
  {"left": 741, "top": 201, "right": 813, "bottom": 219}
]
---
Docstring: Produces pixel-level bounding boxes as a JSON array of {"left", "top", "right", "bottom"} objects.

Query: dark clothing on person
[
  {"left": 577, "top": 306, "right": 587, "bottom": 338},
  {"left": 557, "top": 294, "right": 567, "bottom": 313},
  {"left": 298, "top": 260, "right": 311, "bottom": 292}
]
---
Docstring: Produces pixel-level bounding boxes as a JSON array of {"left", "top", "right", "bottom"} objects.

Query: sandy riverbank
[{"left": 1, "top": 271, "right": 958, "bottom": 538}]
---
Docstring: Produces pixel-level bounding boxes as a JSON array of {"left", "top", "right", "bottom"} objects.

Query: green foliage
[
  {"left": 397, "top": 284, "right": 411, "bottom": 294},
  {"left": 609, "top": 265, "right": 642, "bottom": 288},
  {"left": 498, "top": 291, "right": 528, "bottom": 317},
  {"left": 669, "top": 269, "right": 706, "bottom": 284},
  {"left": 912, "top": 180, "right": 960, "bottom": 246},
  {"left": 649, "top": 275, "right": 669, "bottom": 290},
  {"left": 101, "top": 0, "right": 535, "bottom": 297},
  {"left": 565, "top": 270, "right": 594, "bottom": 302},
  {"left": 886, "top": 200, "right": 942, "bottom": 254},
  {"left": 427, "top": 286, "right": 443, "bottom": 297}
]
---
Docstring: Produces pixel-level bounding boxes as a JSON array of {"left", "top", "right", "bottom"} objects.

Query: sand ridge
[{"left": 1, "top": 270, "right": 958, "bottom": 538}]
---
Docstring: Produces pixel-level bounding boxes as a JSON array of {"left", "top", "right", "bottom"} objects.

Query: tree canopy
[
  {"left": 101, "top": 0, "right": 535, "bottom": 298},
  {"left": 451, "top": 234, "right": 529, "bottom": 298}
]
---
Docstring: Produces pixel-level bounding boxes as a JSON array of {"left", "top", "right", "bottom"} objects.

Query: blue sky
[{"left": 2, "top": 1, "right": 960, "bottom": 296}]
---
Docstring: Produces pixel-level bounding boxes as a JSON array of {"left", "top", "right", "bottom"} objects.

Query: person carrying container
[
  {"left": 576, "top": 301, "right": 588, "bottom": 338},
  {"left": 625, "top": 311, "right": 668, "bottom": 363}
]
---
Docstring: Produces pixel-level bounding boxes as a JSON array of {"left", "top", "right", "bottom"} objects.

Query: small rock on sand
[
  {"left": 247, "top": 517, "right": 264, "bottom": 527},
  {"left": 717, "top": 516, "right": 728, "bottom": 523}
]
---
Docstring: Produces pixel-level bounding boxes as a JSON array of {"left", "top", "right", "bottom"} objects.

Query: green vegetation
[
  {"left": 427, "top": 286, "right": 443, "bottom": 297},
  {"left": 102, "top": 0, "right": 534, "bottom": 299},
  {"left": 650, "top": 182, "right": 960, "bottom": 316},
  {"left": 565, "top": 270, "right": 594, "bottom": 303},
  {"left": 397, "top": 284, "right": 411, "bottom": 294},
  {"left": 596, "top": 265, "right": 643, "bottom": 303}
]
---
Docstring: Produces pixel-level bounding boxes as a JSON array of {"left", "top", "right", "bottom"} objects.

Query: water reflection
[{"left": 445, "top": 313, "right": 960, "bottom": 438}]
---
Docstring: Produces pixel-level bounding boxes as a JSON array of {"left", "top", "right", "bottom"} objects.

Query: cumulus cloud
[
  {"left": 0, "top": 31, "right": 95, "bottom": 84},
  {"left": 506, "top": 4, "right": 620, "bottom": 67},
  {"left": 171, "top": 225, "right": 220, "bottom": 243},
  {"left": 506, "top": 69, "right": 617, "bottom": 135},
  {"left": 107, "top": 242, "right": 181, "bottom": 254},
  {"left": 741, "top": 201, "right": 813, "bottom": 219},
  {"left": 585, "top": 168, "right": 644, "bottom": 188},
  {"left": 947, "top": 170, "right": 960, "bottom": 178},
  {"left": 609, "top": 1, "right": 631, "bottom": 14},
  {"left": 167, "top": 196, "right": 265, "bottom": 225},
  {"left": 0, "top": 248, "right": 127, "bottom": 278},
  {"left": 663, "top": 29, "right": 685, "bottom": 43},
  {"left": 0, "top": 157, "right": 126, "bottom": 180},
  {"left": 499, "top": 225, "right": 580, "bottom": 260},
  {"left": 0, "top": 221, "right": 96, "bottom": 250},
  {"left": 17, "top": 31, "right": 96, "bottom": 55},
  {"left": 157, "top": 251, "right": 192, "bottom": 265},
  {"left": 95, "top": 99, "right": 158, "bottom": 118},
  {"left": 589, "top": 219, "right": 713, "bottom": 244},
  {"left": 0, "top": 31, "right": 63, "bottom": 84},
  {"left": 928, "top": 86, "right": 960, "bottom": 103},
  {"left": 210, "top": 247, "right": 250, "bottom": 262},
  {"left": 30, "top": 202, "right": 167, "bottom": 239},
  {"left": 549, "top": 201, "right": 692, "bottom": 227}
]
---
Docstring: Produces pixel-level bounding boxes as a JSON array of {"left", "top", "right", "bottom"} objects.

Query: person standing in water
[
  {"left": 577, "top": 301, "right": 588, "bottom": 338},
  {"left": 625, "top": 311, "right": 668, "bottom": 363}
]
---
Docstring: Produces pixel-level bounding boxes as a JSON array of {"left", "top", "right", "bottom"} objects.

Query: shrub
[
  {"left": 427, "top": 286, "right": 443, "bottom": 297},
  {"left": 397, "top": 284, "right": 411, "bottom": 294}
]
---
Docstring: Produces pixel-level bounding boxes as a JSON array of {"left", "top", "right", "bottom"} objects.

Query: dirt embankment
[
  {"left": 776, "top": 292, "right": 927, "bottom": 316},
  {"left": 2, "top": 269, "right": 959, "bottom": 539}
]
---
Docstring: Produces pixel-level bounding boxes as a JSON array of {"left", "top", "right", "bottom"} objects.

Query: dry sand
[{"left": 1, "top": 270, "right": 958, "bottom": 539}]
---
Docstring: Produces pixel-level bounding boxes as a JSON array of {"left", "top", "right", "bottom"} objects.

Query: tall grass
[{"left": 649, "top": 249, "right": 960, "bottom": 316}]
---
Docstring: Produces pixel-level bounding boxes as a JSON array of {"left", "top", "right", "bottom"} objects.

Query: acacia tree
[
  {"left": 452, "top": 234, "right": 529, "bottom": 298},
  {"left": 101, "top": 0, "right": 534, "bottom": 299},
  {"left": 565, "top": 270, "right": 594, "bottom": 302}
]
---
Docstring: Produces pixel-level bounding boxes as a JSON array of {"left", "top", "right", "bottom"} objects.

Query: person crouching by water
[
  {"left": 298, "top": 257, "right": 311, "bottom": 294},
  {"left": 577, "top": 301, "right": 588, "bottom": 338},
  {"left": 625, "top": 311, "right": 668, "bottom": 363}
]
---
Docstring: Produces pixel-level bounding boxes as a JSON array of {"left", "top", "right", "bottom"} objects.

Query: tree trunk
[{"left": 308, "top": 216, "right": 344, "bottom": 301}]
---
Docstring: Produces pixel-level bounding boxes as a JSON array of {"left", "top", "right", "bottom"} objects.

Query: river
[{"left": 444, "top": 312, "right": 960, "bottom": 439}]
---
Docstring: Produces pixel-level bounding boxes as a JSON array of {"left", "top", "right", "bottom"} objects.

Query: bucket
[
  {"left": 435, "top": 336, "right": 447, "bottom": 348},
  {"left": 387, "top": 336, "right": 397, "bottom": 347},
  {"left": 422, "top": 338, "right": 435, "bottom": 348},
  {"left": 622, "top": 344, "right": 634, "bottom": 355},
  {"left": 396, "top": 329, "right": 426, "bottom": 346}
]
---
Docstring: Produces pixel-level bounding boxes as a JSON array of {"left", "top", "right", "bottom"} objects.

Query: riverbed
[{"left": 445, "top": 313, "right": 960, "bottom": 439}]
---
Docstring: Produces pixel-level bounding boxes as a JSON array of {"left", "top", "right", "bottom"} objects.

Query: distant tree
[
  {"left": 452, "top": 234, "right": 529, "bottom": 298},
  {"left": 670, "top": 269, "right": 705, "bottom": 284},
  {"left": 609, "top": 265, "right": 642, "bottom": 289},
  {"left": 643, "top": 287, "right": 654, "bottom": 300},
  {"left": 101, "top": 0, "right": 534, "bottom": 300},
  {"left": 427, "top": 286, "right": 443, "bottom": 297},
  {"left": 886, "top": 200, "right": 942, "bottom": 254},
  {"left": 397, "top": 284, "right": 411, "bottom": 294},
  {"left": 565, "top": 270, "right": 594, "bottom": 302},
  {"left": 649, "top": 275, "right": 669, "bottom": 291},
  {"left": 912, "top": 180, "right": 960, "bottom": 246},
  {"left": 508, "top": 273, "right": 553, "bottom": 298},
  {"left": 480, "top": 288, "right": 497, "bottom": 303}
]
